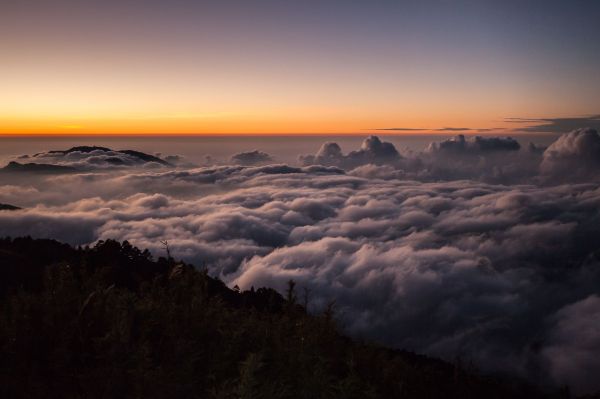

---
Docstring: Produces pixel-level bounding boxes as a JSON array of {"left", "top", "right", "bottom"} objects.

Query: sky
[{"left": 1, "top": 0, "right": 600, "bottom": 134}]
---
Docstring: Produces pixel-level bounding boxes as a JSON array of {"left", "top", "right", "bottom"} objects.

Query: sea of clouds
[{"left": 1, "top": 128, "right": 600, "bottom": 393}]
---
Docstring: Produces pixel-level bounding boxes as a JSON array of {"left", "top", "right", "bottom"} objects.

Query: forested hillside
[{"left": 0, "top": 238, "right": 557, "bottom": 398}]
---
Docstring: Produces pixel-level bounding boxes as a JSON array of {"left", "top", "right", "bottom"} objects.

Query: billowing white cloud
[
  {"left": 541, "top": 128, "right": 600, "bottom": 180},
  {"left": 300, "top": 134, "right": 543, "bottom": 183},
  {"left": 425, "top": 134, "right": 521, "bottom": 154},
  {"left": 300, "top": 135, "right": 401, "bottom": 169},
  {"left": 542, "top": 295, "right": 600, "bottom": 395}
]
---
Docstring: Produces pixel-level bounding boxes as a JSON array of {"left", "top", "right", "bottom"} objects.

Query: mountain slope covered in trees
[{"left": 0, "top": 238, "right": 559, "bottom": 398}]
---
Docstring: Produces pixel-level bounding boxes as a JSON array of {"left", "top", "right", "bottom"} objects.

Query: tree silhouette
[{"left": 0, "top": 237, "right": 548, "bottom": 399}]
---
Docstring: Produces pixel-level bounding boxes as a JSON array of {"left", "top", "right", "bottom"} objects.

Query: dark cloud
[
  {"left": 436, "top": 127, "right": 475, "bottom": 132},
  {"left": 230, "top": 150, "right": 274, "bottom": 165},
  {"left": 425, "top": 134, "right": 521, "bottom": 153},
  {"left": 506, "top": 115, "right": 600, "bottom": 133},
  {"left": 526, "top": 142, "right": 546, "bottom": 154},
  {"left": 163, "top": 154, "right": 183, "bottom": 163},
  {"left": 160, "top": 154, "right": 197, "bottom": 168},
  {"left": 371, "top": 127, "right": 499, "bottom": 132},
  {"left": 371, "top": 127, "right": 428, "bottom": 131}
]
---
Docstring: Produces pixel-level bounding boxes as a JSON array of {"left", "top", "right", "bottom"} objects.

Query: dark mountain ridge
[
  {"left": 1, "top": 147, "right": 171, "bottom": 174},
  {"left": 0, "top": 237, "right": 562, "bottom": 398},
  {"left": 0, "top": 203, "right": 21, "bottom": 211},
  {"left": 1, "top": 161, "right": 77, "bottom": 174},
  {"left": 47, "top": 146, "right": 171, "bottom": 165}
]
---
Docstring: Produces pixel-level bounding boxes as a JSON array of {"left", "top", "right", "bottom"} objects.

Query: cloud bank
[
  {"left": 506, "top": 115, "right": 600, "bottom": 133},
  {"left": 2, "top": 129, "right": 600, "bottom": 393},
  {"left": 300, "top": 135, "right": 401, "bottom": 169}
]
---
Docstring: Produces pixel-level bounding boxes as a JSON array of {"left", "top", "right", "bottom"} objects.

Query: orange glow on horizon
[
  {"left": 0, "top": 111, "right": 521, "bottom": 136},
  {"left": 2, "top": 2, "right": 599, "bottom": 138}
]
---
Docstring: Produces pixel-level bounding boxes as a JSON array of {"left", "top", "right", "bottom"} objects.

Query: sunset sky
[
  {"left": 2, "top": 0, "right": 600, "bottom": 134},
  {"left": 4, "top": 2, "right": 600, "bottom": 393}
]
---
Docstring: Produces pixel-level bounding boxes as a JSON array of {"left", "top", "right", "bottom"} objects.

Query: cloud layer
[{"left": 2, "top": 129, "right": 600, "bottom": 393}]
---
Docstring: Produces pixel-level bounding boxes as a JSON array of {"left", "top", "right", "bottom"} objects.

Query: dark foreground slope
[{"left": 0, "top": 238, "right": 553, "bottom": 399}]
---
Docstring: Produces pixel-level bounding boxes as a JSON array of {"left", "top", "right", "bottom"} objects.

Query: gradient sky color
[{"left": 2, "top": 0, "right": 600, "bottom": 134}]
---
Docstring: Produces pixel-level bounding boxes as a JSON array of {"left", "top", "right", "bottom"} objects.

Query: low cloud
[
  {"left": 300, "top": 135, "right": 401, "bottom": 169},
  {"left": 230, "top": 150, "right": 274, "bottom": 165},
  {"left": 372, "top": 127, "right": 498, "bottom": 132},
  {"left": 425, "top": 134, "right": 521, "bottom": 154},
  {"left": 1, "top": 131, "right": 600, "bottom": 393},
  {"left": 299, "top": 134, "right": 541, "bottom": 183},
  {"left": 506, "top": 115, "right": 600, "bottom": 133},
  {"left": 542, "top": 295, "right": 600, "bottom": 395},
  {"left": 415, "top": 134, "right": 539, "bottom": 183}
]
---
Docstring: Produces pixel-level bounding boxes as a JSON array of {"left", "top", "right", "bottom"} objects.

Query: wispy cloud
[
  {"left": 370, "top": 127, "right": 428, "bottom": 131},
  {"left": 506, "top": 115, "right": 600, "bottom": 133},
  {"left": 369, "top": 127, "right": 499, "bottom": 132}
]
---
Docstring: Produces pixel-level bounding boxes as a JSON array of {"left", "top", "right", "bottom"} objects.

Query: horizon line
[{"left": 0, "top": 131, "right": 557, "bottom": 138}]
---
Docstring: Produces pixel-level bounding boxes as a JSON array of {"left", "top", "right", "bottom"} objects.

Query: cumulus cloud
[
  {"left": 300, "top": 135, "right": 401, "bottom": 169},
  {"left": 411, "top": 134, "right": 540, "bottom": 183},
  {"left": 541, "top": 128, "right": 600, "bottom": 180},
  {"left": 425, "top": 134, "right": 521, "bottom": 154},
  {"left": 348, "top": 164, "right": 407, "bottom": 180},
  {"left": 298, "top": 134, "right": 543, "bottom": 183},
  {"left": 230, "top": 150, "right": 274, "bottom": 165},
  {"left": 159, "top": 154, "right": 197, "bottom": 168},
  {"left": 2, "top": 132, "right": 600, "bottom": 393},
  {"left": 372, "top": 126, "right": 500, "bottom": 133}
]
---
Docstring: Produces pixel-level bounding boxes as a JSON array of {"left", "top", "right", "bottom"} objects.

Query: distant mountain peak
[
  {"left": 0, "top": 203, "right": 21, "bottom": 211},
  {"left": 49, "top": 145, "right": 113, "bottom": 154},
  {"left": 2, "top": 161, "right": 77, "bottom": 173},
  {"left": 46, "top": 146, "right": 171, "bottom": 166}
]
